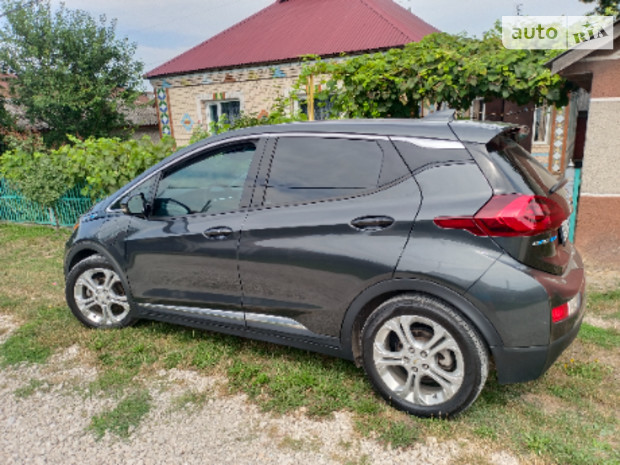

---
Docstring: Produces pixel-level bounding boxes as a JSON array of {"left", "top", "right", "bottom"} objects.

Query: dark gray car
[{"left": 64, "top": 111, "right": 585, "bottom": 418}]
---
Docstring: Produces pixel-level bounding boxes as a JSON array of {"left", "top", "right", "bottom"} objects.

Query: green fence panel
[{"left": 0, "top": 179, "right": 94, "bottom": 227}]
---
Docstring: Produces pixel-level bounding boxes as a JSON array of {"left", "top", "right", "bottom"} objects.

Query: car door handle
[
  {"left": 350, "top": 216, "right": 395, "bottom": 231},
  {"left": 203, "top": 226, "right": 233, "bottom": 240}
]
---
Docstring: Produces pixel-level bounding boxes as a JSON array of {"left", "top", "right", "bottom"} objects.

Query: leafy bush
[
  {"left": 1, "top": 149, "right": 72, "bottom": 207},
  {"left": 0, "top": 135, "right": 176, "bottom": 221},
  {"left": 1, "top": 136, "right": 73, "bottom": 226},
  {"left": 298, "top": 30, "right": 570, "bottom": 119},
  {"left": 58, "top": 135, "right": 176, "bottom": 200}
]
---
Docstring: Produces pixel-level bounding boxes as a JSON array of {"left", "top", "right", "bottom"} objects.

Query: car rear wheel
[
  {"left": 361, "top": 294, "right": 488, "bottom": 418},
  {"left": 66, "top": 254, "right": 135, "bottom": 328}
]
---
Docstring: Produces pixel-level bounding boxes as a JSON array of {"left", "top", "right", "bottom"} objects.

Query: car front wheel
[
  {"left": 66, "top": 254, "right": 135, "bottom": 329},
  {"left": 361, "top": 294, "right": 488, "bottom": 418}
]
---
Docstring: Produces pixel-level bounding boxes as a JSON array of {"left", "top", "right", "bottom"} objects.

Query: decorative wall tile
[
  {"left": 180, "top": 113, "right": 195, "bottom": 132},
  {"left": 272, "top": 66, "right": 286, "bottom": 78},
  {"left": 156, "top": 87, "right": 173, "bottom": 136},
  {"left": 551, "top": 106, "right": 566, "bottom": 172}
]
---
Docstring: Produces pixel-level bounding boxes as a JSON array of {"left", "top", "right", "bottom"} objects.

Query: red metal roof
[{"left": 146, "top": 0, "right": 439, "bottom": 78}]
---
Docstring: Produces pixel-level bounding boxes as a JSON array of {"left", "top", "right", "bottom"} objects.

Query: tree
[
  {"left": 0, "top": 97, "right": 14, "bottom": 153},
  {"left": 0, "top": 0, "right": 144, "bottom": 146},
  {"left": 296, "top": 30, "right": 571, "bottom": 120},
  {"left": 580, "top": 0, "right": 619, "bottom": 16}
]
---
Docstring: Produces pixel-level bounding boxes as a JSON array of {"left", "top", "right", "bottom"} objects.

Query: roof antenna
[{"left": 515, "top": 3, "right": 523, "bottom": 15}]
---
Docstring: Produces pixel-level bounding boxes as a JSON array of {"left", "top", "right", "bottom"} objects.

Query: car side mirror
[{"left": 120, "top": 193, "right": 149, "bottom": 217}]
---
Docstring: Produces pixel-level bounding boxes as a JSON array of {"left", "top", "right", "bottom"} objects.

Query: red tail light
[
  {"left": 434, "top": 194, "right": 568, "bottom": 237},
  {"left": 551, "top": 303, "right": 569, "bottom": 323}
]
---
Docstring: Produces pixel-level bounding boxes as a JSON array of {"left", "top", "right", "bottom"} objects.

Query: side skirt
[{"left": 137, "top": 304, "right": 347, "bottom": 360}]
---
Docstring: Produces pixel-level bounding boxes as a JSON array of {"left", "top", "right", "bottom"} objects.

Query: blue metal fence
[{"left": 0, "top": 179, "right": 93, "bottom": 227}]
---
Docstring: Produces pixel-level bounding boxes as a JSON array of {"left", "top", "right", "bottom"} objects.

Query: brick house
[
  {"left": 547, "top": 19, "right": 620, "bottom": 268},
  {"left": 146, "top": 0, "right": 438, "bottom": 146}
]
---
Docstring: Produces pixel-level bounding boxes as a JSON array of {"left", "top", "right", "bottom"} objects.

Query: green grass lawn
[{"left": 0, "top": 223, "right": 618, "bottom": 463}]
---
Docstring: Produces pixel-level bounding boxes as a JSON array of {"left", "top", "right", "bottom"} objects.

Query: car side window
[
  {"left": 265, "top": 137, "right": 384, "bottom": 205},
  {"left": 151, "top": 142, "right": 255, "bottom": 217}
]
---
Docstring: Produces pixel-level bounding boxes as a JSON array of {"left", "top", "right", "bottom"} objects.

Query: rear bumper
[
  {"left": 491, "top": 303, "right": 585, "bottom": 384},
  {"left": 489, "top": 246, "right": 586, "bottom": 384}
]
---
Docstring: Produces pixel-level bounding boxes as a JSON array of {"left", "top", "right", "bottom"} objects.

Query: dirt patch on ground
[
  {"left": 584, "top": 314, "right": 620, "bottom": 331},
  {"left": 0, "top": 314, "right": 19, "bottom": 345},
  {"left": 585, "top": 267, "right": 619, "bottom": 292},
  {"left": 0, "top": 347, "right": 527, "bottom": 465}
]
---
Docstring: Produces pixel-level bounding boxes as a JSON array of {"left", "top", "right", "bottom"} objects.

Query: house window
[
  {"left": 532, "top": 104, "right": 551, "bottom": 144},
  {"left": 300, "top": 97, "right": 334, "bottom": 121},
  {"left": 469, "top": 98, "right": 486, "bottom": 121},
  {"left": 207, "top": 100, "right": 241, "bottom": 124}
]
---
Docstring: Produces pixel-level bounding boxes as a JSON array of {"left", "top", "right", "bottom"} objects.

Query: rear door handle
[
  {"left": 350, "top": 216, "right": 395, "bottom": 231},
  {"left": 203, "top": 226, "right": 233, "bottom": 240}
]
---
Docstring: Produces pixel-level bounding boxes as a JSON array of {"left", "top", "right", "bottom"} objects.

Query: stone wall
[
  {"left": 150, "top": 62, "right": 304, "bottom": 146},
  {"left": 563, "top": 41, "right": 620, "bottom": 270},
  {"left": 580, "top": 99, "right": 620, "bottom": 196}
]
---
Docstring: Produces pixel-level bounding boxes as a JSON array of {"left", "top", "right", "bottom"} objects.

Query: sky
[{"left": 44, "top": 0, "right": 594, "bottom": 86}]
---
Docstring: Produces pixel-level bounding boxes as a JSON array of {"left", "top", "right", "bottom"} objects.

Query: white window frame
[
  {"left": 206, "top": 99, "right": 241, "bottom": 125},
  {"left": 195, "top": 92, "right": 244, "bottom": 128},
  {"left": 469, "top": 98, "right": 486, "bottom": 121}
]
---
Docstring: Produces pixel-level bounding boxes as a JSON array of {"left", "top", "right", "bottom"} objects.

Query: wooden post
[
  {"left": 548, "top": 106, "right": 557, "bottom": 172},
  {"left": 559, "top": 104, "right": 571, "bottom": 175},
  {"left": 307, "top": 75, "right": 315, "bottom": 121}
]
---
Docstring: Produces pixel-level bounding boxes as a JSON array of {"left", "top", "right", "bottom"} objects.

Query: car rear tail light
[
  {"left": 552, "top": 293, "right": 582, "bottom": 324},
  {"left": 551, "top": 303, "right": 569, "bottom": 323},
  {"left": 434, "top": 194, "right": 568, "bottom": 237}
]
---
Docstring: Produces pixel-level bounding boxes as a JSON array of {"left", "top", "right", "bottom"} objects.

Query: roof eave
[
  {"left": 546, "top": 18, "right": 620, "bottom": 74},
  {"left": 145, "top": 45, "right": 409, "bottom": 80}
]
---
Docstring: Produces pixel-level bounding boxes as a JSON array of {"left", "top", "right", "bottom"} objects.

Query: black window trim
[
  {"left": 251, "top": 133, "right": 406, "bottom": 210},
  {"left": 105, "top": 135, "right": 265, "bottom": 215},
  {"left": 150, "top": 141, "right": 259, "bottom": 219}
]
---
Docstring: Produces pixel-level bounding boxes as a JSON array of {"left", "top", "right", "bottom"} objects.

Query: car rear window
[
  {"left": 486, "top": 136, "right": 560, "bottom": 197},
  {"left": 264, "top": 137, "right": 384, "bottom": 205}
]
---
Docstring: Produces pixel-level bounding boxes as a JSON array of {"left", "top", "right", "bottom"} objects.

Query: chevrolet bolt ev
[{"left": 65, "top": 111, "right": 585, "bottom": 418}]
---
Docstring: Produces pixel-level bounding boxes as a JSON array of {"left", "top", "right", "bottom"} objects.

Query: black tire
[
  {"left": 361, "top": 294, "right": 488, "bottom": 418},
  {"left": 65, "top": 254, "right": 136, "bottom": 329}
]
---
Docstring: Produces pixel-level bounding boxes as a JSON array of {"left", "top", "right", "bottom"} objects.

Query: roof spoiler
[
  {"left": 503, "top": 124, "right": 531, "bottom": 142},
  {"left": 422, "top": 109, "right": 456, "bottom": 122}
]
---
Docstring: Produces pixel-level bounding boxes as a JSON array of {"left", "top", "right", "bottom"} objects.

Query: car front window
[{"left": 151, "top": 142, "right": 255, "bottom": 217}]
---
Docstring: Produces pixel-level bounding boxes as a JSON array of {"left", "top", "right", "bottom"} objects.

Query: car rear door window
[{"left": 264, "top": 137, "right": 384, "bottom": 205}]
